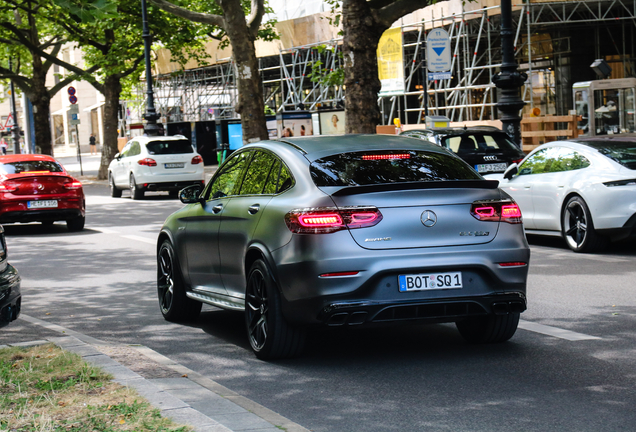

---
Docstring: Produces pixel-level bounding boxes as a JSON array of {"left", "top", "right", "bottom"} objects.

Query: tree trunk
[
  {"left": 342, "top": 0, "right": 387, "bottom": 134},
  {"left": 221, "top": 0, "right": 268, "bottom": 144},
  {"left": 97, "top": 75, "right": 122, "bottom": 180},
  {"left": 29, "top": 53, "right": 54, "bottom": 155}
]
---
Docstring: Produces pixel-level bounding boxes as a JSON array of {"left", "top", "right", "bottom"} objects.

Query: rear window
[
  {"left": 310, "top": 150, "right": 480, "bottom": 187},
  {"left": 146, "top": 139, "right": 193, "bottom": 155},
  {"left": 0, "top": 160, "right": 64, "bottom": 174},
  {"left": 443, "top": 133, "right": 520, "bottom": 154},
  {"left": 582, "top": 141, "right": 636, "bottom": 169}
]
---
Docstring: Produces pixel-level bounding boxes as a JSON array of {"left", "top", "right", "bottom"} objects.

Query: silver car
[{"left": 157, "top": 135, "right": 530, "bottom": 359}]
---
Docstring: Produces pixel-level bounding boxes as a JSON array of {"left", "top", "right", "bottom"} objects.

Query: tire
[
  {"left": 130, "top": 173, "right": 144, "bottom": 200},
  {"left": 66, "top": 215, "right": 85, "bottom": 232},
  {"left": 245, "top": 259, "right": 305, "bottom": 360},
  {"left": 456, "top": 313, "right": 520, "bottom": 344},
  {"left": 109, "top": 172, "right": 122, "bottom": 198},
  {"left": 561, "top": 196, "right": 607, "bottom": 253},
  {"left": 157, "top": 240, "right": 202, "bottom": 322}
]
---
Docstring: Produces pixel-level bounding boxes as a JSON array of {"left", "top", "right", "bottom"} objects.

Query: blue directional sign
[{"left": 427, "top": 28, "right": 451, "bottom": 73}]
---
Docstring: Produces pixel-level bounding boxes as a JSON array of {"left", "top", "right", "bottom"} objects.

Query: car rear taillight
[
  {"left": 285, "top": 206, "right": 383, "bottom": 234},
  {"left": 0, "top": 183, "right": 17, "bottom": 193},
  {"left": 138, "top": 158, "right": 157, "bottom": 166},
  {"left": 511, "top": 158, "right": 524, "bottom": 164},
  {"left": 191, "top": 155, "right": 203, "bottom": 164},
  {"left": 471, "top": 200, "right": 522, "bottom": 224},
  {"left": 64, "top": 180, "right": 83, "bottom": 190}
]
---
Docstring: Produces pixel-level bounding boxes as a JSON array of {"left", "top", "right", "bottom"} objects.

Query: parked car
[
  {"left": 0, "top": 224, "right": 21, "bottom": 328},
  {"left": 0, "top": 154, "right": 85, "bottom": 231},
  {"left": 156, "top": 135, "right": 530, "bottom": 359},
  {"left": 400, "top": 126, "right": 525, "bottom": 174},
  {"left": 487, "top": 135, "right": 636, "bottom": 252},
  {"left": 108, "top": 135, "right": 205, "bottom": 200}
]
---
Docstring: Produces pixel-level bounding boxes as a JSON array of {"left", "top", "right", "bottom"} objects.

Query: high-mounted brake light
[
  {"left": 191, "top": 155, "right": 203, "bottom": 164},
  {"left": 471, "top": 200, "right": 522, "bottom": 224},
  {"left": 138, "top": 158, "right": 157, "bottom": 166},
  {"left": 285, "top": 206, "right": 383, "bottom": 234},
  {"left": 23, "top": 171, "right": 50, "bottom": 174},
  {"left": 362, "top": 154, "right": 411, "bottom": 160},
  {"left": 511, "top": 158, "right": 524, "bottom": 164},
  {"left": 64, "top": 180, "right": 83, "bottom": 190}
]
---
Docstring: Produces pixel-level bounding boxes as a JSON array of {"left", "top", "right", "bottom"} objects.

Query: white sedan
[
  {"left": 108, "top": 135, "right": 205, "bottom": 200},
  {"left": 487, "top": 137, "right": 636, "bottom": 252}
]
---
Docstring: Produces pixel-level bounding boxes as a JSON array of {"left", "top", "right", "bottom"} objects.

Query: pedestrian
[
  {"left": 0, "top": 137, "right": 7, "bottom": 155},
  {"left": 89, "top": 133, "right": 97, "bottom": 155}
]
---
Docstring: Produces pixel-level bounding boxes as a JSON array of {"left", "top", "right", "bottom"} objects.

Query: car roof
[
  {"left": 569, "top": 134, "right": 636, "bottom": 144},
  {"left": 0, "top": 154, "right": 59, "bottom": 163},
  {"left": 132, "top": 134, "right": 190, "bottom": 143},
  {"left": 403, "top": 126, "right": 503, "bottom": 135},
  {"left": 270, "top": 134, "right": 445, "bottom": 160}
]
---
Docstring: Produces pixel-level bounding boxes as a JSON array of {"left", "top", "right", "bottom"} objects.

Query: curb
[{"left": 3, "top": 315, "right": 310, "bottom": 432}]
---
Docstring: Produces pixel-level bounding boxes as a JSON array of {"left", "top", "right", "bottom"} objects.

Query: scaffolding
[{"left": 143, "top": 0, "right": 636, "bottom": 127}]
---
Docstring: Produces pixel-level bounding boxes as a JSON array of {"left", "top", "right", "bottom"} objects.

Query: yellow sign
[{"left": 377, "top": 28, "right": 404, "bottom": 96}]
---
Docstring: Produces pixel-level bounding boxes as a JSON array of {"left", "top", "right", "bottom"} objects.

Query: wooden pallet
[{"left": 521, "top": 115, "right": 579, "bottom": 152}]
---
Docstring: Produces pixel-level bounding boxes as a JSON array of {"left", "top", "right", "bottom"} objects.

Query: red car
[{"left": 0, "top": 154, "right": 85, "bottom": 231}]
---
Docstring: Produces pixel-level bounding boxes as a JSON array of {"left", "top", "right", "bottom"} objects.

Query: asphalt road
[{"left": 2, "top": 163, "right": 636, "bottom": 431}]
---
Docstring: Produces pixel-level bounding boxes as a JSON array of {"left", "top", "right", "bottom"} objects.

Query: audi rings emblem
[
  {"left": 421, "top": 210, "right": 437, "bottom": 227},
  {"left": 483, "top": 156, "right": 497, "bottom": 161}
]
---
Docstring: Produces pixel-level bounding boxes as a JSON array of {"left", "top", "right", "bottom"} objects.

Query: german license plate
[
  {"left": 398, "top": 272, "right": 462, "bottom": 292},
  {"left": 28, "top": 200, "right": 58, "bottom": 209},
  {"left": 165, "top": 163, "right": 184, "bottom": 169},
  {"left": 476, "top": 163, "right": 507, "bottom": 173}
]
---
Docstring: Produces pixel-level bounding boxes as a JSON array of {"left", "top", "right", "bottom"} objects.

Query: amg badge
[
  {"left": 459, "top": 231, "right": 490, "bottom": 237},
  {"left": 365, "top": 237, "right": 392, "bottom": 242}
]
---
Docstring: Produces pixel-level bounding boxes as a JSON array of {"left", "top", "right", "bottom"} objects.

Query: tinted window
[
  {"left": 207, "top": 151, "right": 251, "bottom": 199},
  {"left": 239, "top": 150, "right": 277, "bottom": 195},
  {"left": 518, "top": 149, "right": 550, "bottom": 175},
  {"left": 129, "top": 142, "right": 141, "bottom": 157},
  {"left": 277, "top": 164, "right": 294, "bottom": 193},
  {"left": 443, "top": 133, "right": 519, "bottom": 154},
  {"left": 0, "top": 160, "right": 64, "bottom": 174},
  {"left": 310, "top": 150, "right": 480, "bottom": 187},
  {"left": 582, "top": 141, "right": 636, "bottom": 169},
  {"left": 262, "top": 160, "right": 281, "bottom": 195},
  {"left": 146, "top": 139, "right": 194, "bottom": 155}
]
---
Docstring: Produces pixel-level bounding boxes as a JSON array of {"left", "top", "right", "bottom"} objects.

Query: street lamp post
[
  {"left": 141, "top": 0, "right": 160, "bottom": 136},
  {"left": 493, "top": 0, "right": 527, "bottom": 149},
  {"left": 8, "top": 58, "right": 21, "bottom": 154}
]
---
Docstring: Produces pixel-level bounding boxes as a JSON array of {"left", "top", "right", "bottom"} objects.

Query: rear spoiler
[{"left": 330, "top": 180, "right": 500, "bottom": 197}]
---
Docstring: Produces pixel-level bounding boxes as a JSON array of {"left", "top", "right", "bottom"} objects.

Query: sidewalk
[{"left": 2, "top": 314, "right": 309, "bottom": 432}]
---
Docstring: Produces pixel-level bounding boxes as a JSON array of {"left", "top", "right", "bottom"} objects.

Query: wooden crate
[{"left": 521, "top": 115, "right": 579, "bottom": 152}]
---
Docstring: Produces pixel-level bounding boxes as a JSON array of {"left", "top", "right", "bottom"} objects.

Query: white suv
[{"left": 108, "top": 135, "right": 205, "bottom": 200}]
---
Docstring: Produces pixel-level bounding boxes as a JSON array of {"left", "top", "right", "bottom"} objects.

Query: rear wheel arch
[{"left": 245, "top": 245, "right": 279, "bottom": 285}]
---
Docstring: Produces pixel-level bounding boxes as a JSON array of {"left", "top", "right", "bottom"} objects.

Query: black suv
[
  {"left": 0, "top": 225, "right": 21, "bottom": 328},
  {"left": 400, "top": 126, "right": 525, "bottom": 174}
]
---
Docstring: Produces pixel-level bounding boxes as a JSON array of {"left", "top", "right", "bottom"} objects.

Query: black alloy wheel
[
  {"left": 245, "top": 259, "right": 305, "bottom": 360},
  {"left": 130, "top": 173, "right": 144, "bottom": 200},
  {"left": 456, "top": 312, "right": 520, "bottom": 343},
  {"left": 561, "top": 196, "right": 607, "bottom": 253},
  {"left": 157, "top": 240, "right": 201, "bottom": 322},
  {"left": 109, "top": 172, "right": 122, "bottom": 198}
]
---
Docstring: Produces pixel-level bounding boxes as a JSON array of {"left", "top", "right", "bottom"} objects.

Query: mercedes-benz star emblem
[{"left": 421, "top": 210, "right": 437, "bottom": 227}]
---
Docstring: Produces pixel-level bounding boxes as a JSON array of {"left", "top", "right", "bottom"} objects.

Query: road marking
[
  {"left": 519, "top": 320, "right": 601, "bottom": 341},
  {"left": 121, "top": 235, "right": 156, "bottom": 245}
]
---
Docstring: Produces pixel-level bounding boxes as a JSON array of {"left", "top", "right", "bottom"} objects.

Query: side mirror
[
  {"left": 503, "top": 163, "right": 518, "bottom": 180},
  {"left": 179, "top": 184, "right": 204, "bottom": 204},
  {"left": 114, "top": 153, "right": 121, "bottom": 160}
]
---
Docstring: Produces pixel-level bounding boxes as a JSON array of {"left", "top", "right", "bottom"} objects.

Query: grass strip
[{"left": 0, "top": 343, "right": 191, "bottom": 431}]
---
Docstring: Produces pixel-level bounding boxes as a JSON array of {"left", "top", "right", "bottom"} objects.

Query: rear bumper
[
  {"left": 0, "top": 264, "right": 21, "bottom": 328},
  {"left": 597, "top": 213, "right": 636, "bottom": 242},
  {"left": 140, "top": 180, "right": 205, "bottom": 192},
  {"left": 0, "top": 208, "right": 83, "bottom": 224},
  {"left": 272, "top": 229, "right": 530, "bottom": 326}
]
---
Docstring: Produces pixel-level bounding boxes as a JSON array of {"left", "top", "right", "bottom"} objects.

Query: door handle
[
  {"left": 248, "top": 204, "right": 260, "bottom": 215},
  {"left": 212, "top": 204, "right": 223, "bottom": 214}
]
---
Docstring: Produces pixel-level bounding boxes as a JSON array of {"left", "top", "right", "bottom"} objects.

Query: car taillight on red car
[
  {"left": 191, "top": 155, "right": 203, "bottom": 164},
  {"left": 0, "top": 183, "right": 18, "bottom": 193},
  {"left": 285, "top": 206, "right": 383, "bottom": 234},
  {"left": 138, "top": 158, "right": 157, "bottom": 166},
  {"left": 470, "top": 200, "right": 522, "bottom": 224},
  {"left": 64, "top": 180, "right": 83, "bottom": 190}
]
